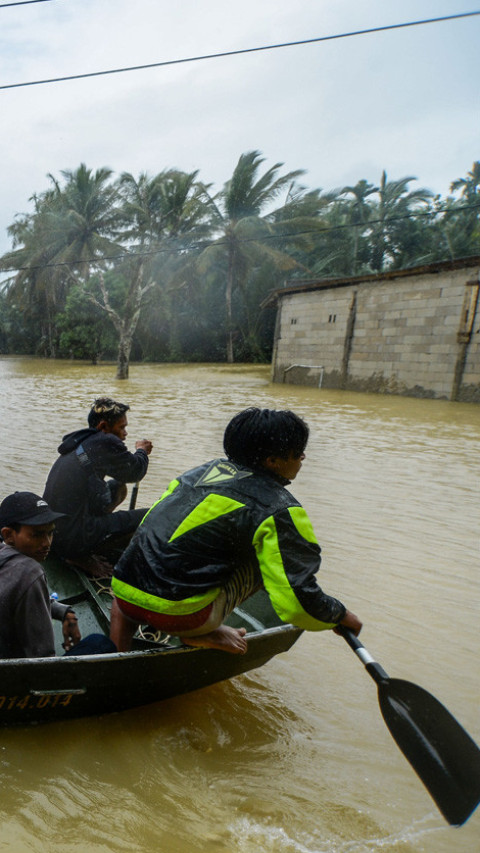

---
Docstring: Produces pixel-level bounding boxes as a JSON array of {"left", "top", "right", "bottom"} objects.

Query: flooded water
[{"left": 0, "top": 356, "right": 479, "bottom": 853}]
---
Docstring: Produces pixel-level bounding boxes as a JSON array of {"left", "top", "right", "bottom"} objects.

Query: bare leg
[
  {"left": 110, "top": 597, "right": 138, "bottom": 651},
  {"left": 180, "top": 625, "right": 248, "bottom": 654}
]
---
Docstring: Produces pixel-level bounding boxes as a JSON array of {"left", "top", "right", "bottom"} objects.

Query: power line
[
  {"left": 0, "top": 0, "right": 57, "bottom": 7},
  {"left": 1, "top": 201, "right": 478, "bottom": 275},
  {"left": 1, "top": 11, "right": 479, "bottom": 91}
]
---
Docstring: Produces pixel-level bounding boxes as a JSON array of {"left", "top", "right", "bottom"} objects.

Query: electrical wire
[
  {"left": 1, "top": 202, "right": 478, "bottom": 275},
  {"left": 0, "top": 0, "right": 56, "bottom": 6},
  {"left": 1, "top": 11, "right": 479, "bottom": 90}
]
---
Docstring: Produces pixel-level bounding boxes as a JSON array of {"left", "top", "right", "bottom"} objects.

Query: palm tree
[
  {"left": 368, "top": 171, "right": 433, "bottom": 271},
  {"left": 116, "top": 169, "right": 215, "bottom": 367},
  {"left": 119, "top": 168, "right": 213, "bottom": 241},
  {"left": 197, "top": 150, "right": 310, "bottom": 362},
  {"left": 0, "top": 165, "right": 214, "bottom": 371},
  {"left": 0, "top": 165, "right": 122, "bottom": 357},
  {"left": 341, "top": 179, "right": 378, "bottom": 274},
  {"left": 1, "top": 208, "right": 65, "bottom": 356},
  {"left": 47, "top": 164, "right": 121, "bottom": 275},
  {"left": 443, "top": 162, "right": 480, "bottom": 258},
  {"left": 450, "top": 161, "right": 480, "bottom": 201}
]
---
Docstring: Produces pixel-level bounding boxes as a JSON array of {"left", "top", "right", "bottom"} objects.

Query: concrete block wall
[
  {"left": 272, "top": 262, "right": 480, "bottom": 402},
  {"left": 276, "top": 291, "right": 351, "bottom": 377}
]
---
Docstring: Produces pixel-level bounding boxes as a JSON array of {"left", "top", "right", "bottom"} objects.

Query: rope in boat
[
  {"left": 137, "top": 625, "right": 171, "bottom": 645},
  {"left": 91, "top": 578, "right": 171, "bottom": 646}
]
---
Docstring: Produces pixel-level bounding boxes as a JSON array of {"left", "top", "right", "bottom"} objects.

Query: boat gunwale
[{"left": 0, "top": 622, "right": 302, "bottom": 668}]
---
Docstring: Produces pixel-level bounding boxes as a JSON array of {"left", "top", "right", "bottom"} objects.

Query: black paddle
[{"left": 339, "top": 627, "right": 480, "bottom": 826}]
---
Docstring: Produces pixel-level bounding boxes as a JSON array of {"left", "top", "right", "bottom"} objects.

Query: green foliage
[
  {"left": 195, "top": 151, "right": 316, "bottom": 362},
  {"left": 0, "top": 291, "right": 39, "bottom": 353},
  {"left": 56, "top": 284, "right": 117, "bottom": 362},
  {"left": 0, "top": 157, "right": 479, "bottom": 366}
]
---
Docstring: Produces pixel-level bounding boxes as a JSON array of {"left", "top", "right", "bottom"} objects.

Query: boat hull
[
  {"left": 0, "top": 559, "right": 303, "bottom": 725},
  {"left": 0, "top": 622, "right": 301, "bottom": 725}
]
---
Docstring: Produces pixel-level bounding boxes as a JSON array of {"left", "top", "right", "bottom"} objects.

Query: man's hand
[
  {"left": 334, "top": 609, "right": 362, "bottom": 637},
  {"left": 135, "top": 439, "right": 153, "bottom": 455},
  {"left": 62, "top": 611, "right": 81, "bottom": 651}
]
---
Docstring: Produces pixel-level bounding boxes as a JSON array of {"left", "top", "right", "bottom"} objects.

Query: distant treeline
[{"left": 0, "top": 152, "right": 478, "bottom": 377}]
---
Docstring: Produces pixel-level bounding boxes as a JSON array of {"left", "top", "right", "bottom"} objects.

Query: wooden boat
[{"left": 0, "top": 559, "right": 302, "bottom": 726}]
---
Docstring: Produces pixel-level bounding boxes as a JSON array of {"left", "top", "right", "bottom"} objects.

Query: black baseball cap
[{"left": 0, "top": 492, "right": 65, "bottom": 527}]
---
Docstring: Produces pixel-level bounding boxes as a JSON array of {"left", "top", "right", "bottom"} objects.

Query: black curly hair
[{"left": 223, "top": 407, "right": 309, "bottom": 469}]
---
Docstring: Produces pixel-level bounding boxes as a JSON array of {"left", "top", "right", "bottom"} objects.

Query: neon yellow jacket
[{"left": 112, "top": 459, "right": 346, "bottom": 631}]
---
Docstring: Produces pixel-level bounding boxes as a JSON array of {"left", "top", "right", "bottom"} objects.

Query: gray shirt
[{"left": 0, "top": 544, "right": 70, "bottom": 658}]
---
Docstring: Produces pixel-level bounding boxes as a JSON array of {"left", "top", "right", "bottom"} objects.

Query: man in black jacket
[{"left": 43, "top": 397, "right": 153, "bottom": 576}]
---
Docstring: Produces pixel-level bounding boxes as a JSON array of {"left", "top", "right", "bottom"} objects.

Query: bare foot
[
  {"left": 66, "top": 554, "right": 114, "bottom": 579},
  {"left": 180, "top": 625, "right": 248, "bottom": 654}
]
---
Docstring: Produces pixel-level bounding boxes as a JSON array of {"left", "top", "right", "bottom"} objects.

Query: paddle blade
[{"left": 378, "top": 678, "right": 480, "bottom": 825}]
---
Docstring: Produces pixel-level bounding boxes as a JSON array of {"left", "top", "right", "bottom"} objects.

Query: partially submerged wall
[{"left": 271, "top": 259, "right": 480, "bottom": 402}]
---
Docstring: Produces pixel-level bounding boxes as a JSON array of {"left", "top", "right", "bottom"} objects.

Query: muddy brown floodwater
[{"left": 0, "top": 357, "right": 479, "bottom": 853}]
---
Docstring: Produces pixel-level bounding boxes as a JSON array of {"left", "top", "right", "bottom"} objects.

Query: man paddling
[
  {"left": 110, "top": 407, "right": 361, "bottom": 653},
  {"left": 43, "top": 397, "right": 153, "bottom": 577}
]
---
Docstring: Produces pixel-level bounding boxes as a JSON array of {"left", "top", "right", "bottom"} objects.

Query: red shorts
[{"left": 116, "top": 598, "right": 214, "bottom": 633}]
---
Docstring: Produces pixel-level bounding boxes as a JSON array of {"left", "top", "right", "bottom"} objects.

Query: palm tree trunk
[
  {"left": 226, "top": 251, "right": 235, "bottom": 364},
  {"left": 352, "top": 225, "right": 359, "bottom": 275}
]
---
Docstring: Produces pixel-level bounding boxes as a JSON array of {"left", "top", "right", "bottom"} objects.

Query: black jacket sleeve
[
  {"left": 252, "top": 505, "right": 346, "bottom": 630},
  {"left": 86, "top": 433, "right": 149, "bottom": 484}
]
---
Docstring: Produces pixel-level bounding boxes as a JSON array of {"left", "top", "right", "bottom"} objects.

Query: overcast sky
[{"left": 0, "top": 0, "right": 478, "bottom": 258}]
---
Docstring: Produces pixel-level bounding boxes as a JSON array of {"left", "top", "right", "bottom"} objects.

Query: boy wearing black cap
[{"left": 0, "top": 492, "right": 114, "bottom": 658}]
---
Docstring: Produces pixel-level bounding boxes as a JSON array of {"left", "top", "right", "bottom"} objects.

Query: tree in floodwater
[
  {"left": 115, "top": 168, "right": 215, "bottom": 371},
  {"left": 0, "top": 164, "right": 212, "bottom": 377},
  {"left": 86, "top": 262, "right": 157, "bottom": 378}
]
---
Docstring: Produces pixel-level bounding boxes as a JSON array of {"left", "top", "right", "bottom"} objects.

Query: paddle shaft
[
  {"left": 339, "top": 627, "right": 389, "bottom": 683},
  {"left": 129, "top": 482, "right": 139, "bottom": 510}
]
